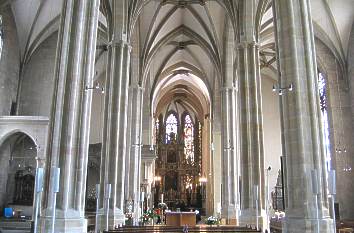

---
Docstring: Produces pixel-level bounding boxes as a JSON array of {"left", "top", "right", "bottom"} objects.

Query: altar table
[{"left": 165, "top": 211, "right": 196, "bottom": 226}]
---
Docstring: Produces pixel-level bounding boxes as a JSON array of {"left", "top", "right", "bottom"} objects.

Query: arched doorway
[{"left": 0, "top": 132, "right": 37, "bottom": 217}]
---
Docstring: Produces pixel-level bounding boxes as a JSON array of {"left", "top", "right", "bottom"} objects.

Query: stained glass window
[
  {"left": 318, "top": 72, "right": 331, "bottom": 171},
  {"left": 0, "top": 16, "right": 3, "bottom": 61},
  {"left": 165, "top": 113, "right": 178, "bottom": 143},
  {"left": 184, "top": 114, "right": 194, "bottom": 161},
  {"left": 155, "top": 118, "right": 159, "bottom": 144}
]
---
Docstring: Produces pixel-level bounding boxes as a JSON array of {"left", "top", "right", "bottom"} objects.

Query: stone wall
[
  {"left": 0, "top": 140, "right": 11, "bottom": 212},
  {"left": 0, "top": 6, "right": 20, "bottom": 116},
  {"left": 316, "top": 38, "right": 354, "bottom": 220}
]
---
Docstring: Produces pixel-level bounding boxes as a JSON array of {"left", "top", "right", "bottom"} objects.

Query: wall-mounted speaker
[
  {"left": 35, "top": 168, "right": 44, "bottom": 193},
  {"left": 52, "top": 167, "right": 60, "bottom": 193},
  {"left": 253, "top": 185, "right": 259, "bottom": 200},
  {"left": 328, "top": 170, "right": 336, "bottom": 195},
  {"left": 104, "top": 183, "right": 111, "bottom": 199},
  {"left": 96, "top": 184, "right": 100, "bottom": 197},
  {"left": 311, "top": 170, "right": 319, "bottom": 195}
]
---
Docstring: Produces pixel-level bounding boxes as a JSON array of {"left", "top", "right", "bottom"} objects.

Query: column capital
[
  {"left": 220, "top": 86, "right": 237, "bottom": 93},
  {"left": 110, "top": 39, "right": 132, "bottom": 51},
  {"left": 237, "top": 41, "right": 259, "bottom": 50},
  {"left": 129, "top": 84, "right": 144, "bottom": 91}
]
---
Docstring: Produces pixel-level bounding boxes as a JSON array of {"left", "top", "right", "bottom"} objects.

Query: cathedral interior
[{"left": 0, "top": 0, "right": 353, "bottom": 233}]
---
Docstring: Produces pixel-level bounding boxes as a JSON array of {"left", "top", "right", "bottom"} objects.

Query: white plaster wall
[
  {"left": 260, "top": 75, "right": 282, "bottom": 199},
  {"left": 89, "top": 74, "right": 106, "bottom": 144},
  {"left": 18, "top": 32, "right": 57, "bottom": 116}
]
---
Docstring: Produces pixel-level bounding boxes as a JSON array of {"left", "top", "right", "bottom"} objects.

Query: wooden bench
[{"left": 104, "top": 225, "right": 261, "bottom": 233}]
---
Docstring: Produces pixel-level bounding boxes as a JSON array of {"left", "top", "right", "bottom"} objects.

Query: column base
[
  {"left": 221, "top": 204, "right": 239, "bottom": 225},
  {"left": 97, "top": 207, "right": 126, "bottom": 230},
  {"left": 239, "top": 208, "right": 267, "bottom": 231},
  {"left": 40, "top": 209, "right": 87, "bottom": 233},
  {"left": 283, "top": 216, "right": 334, "bottom": 233}
]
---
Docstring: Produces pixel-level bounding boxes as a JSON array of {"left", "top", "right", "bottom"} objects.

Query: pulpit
[{"left": 165, "top": 211, "right": 196, "bottom": 226}]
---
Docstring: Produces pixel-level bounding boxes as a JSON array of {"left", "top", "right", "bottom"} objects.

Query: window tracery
[
  {"left": 318, "top": 72, "right": 331, "bottom": 170},
  {"left": 165, "top": 113, "right": 178, "bottom": 143},
  {"left": 155, "top": 117, "right": 160, "bottom": 144},
  {"left": 183, "top": 114, "right": 194, "bottom": 162},
  {"left": 0, "top": 16, "right": 3, "bottom": 61}
]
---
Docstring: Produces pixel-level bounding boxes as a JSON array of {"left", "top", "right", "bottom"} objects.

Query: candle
[
  {"left": 141, "top": 192, "right": 145, "bottom": 201},
  {"left": 161, "top": 194, "right": 164, "bottom": 203}
]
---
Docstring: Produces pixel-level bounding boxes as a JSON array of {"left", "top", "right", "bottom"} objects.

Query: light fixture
[
  {"left": 272, "top": 83, "right": 293, "bottom": 96},
  {"left": 154, "top": 176, "right": 161, "bottom": 182},
  {"left": 85, "top": 82, "right": 104, "bottom": 93},
  {"left": 149, "top": 144, "right": 154, "bottom": 151},
  {"left": 131, "top": 136, "right": 142, "bottom": 148},
  {"left": 223, "top": 139, "right": 234, "bottom": 151},
  {"left": 210, "top": 142, "right": 215, "bottom": 151},
  {"left": 343, "top": 165, "right": 352, "bottom": 172}
]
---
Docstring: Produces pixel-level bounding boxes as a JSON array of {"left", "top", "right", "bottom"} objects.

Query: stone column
[
  {"left": 221, "top": 86, "right": 239, "bottom": 223},
  {"left": 237, "top": 41, "right": 266, "bottom": 230},
  {"left": 40, "top": 0, "right": 100, "bottom": 232},
  {"left": 203, "top": 116, "right": 213, "bottom": 216},
  {"left": 127, "top": 85, "right": 144, "bottom": 222},
  {"left": 273, "top": 0, "right": 334, "bottom": 232},
  {"left": 98, "top": 40, "right": 131, "bottom": 229}
]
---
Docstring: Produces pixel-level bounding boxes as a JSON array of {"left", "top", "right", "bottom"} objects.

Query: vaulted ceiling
[
  {"left": 6, "top": 0, "right": 353, "bottom": 64},
  {"left": 136, "top": 1, "right": 228, "bottom": 121},
  {"left": 3, "top": 0, "right": 354, "bottom": 120}
]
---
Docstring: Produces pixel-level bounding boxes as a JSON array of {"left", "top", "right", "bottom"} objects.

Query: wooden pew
[{"left": 104, "top": 225, "right": 261, "bottom": 233}]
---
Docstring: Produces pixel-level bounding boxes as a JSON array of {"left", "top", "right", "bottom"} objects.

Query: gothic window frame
[
  {"left": 0, "top": 15, "right": 3, "bottom": 61},
  {"left": 318, "top": 70, "right": 332, "bottom": 171},
  {"left": 165, "top": 111, "right": 179, "bottom": 144},
  {"left": 182, "top": 112, "right": 195, "bottom": 162}
]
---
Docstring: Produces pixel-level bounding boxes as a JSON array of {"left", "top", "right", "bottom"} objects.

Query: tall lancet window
[
  {"left": 183, "top": 114, "right": 194, "bottom": 162},
  {"left": 0, "top": 16, "right": 3, "bottom": 61},
  {"left": 318, "top": 72, "right": 331, "bottom": 170},
  {"left": 165, "top": 113, "right": 178, "bottom": 143},
  {"left": 155, "top": 118, "right": 160, "bottom": 144}
]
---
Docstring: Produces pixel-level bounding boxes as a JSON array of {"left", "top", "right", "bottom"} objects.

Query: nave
[{"left": 0, "top": 0, "right": 353, "bottom": 233}]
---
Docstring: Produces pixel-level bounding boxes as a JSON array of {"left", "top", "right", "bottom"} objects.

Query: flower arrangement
[
  {"left": 141, "top": 213, "right": 150, "bottom": 223},
  {"left": 140, "top": 209, "right": 158, "bottom": 224},
  {"left": 205, "top": 216, "right": 220, "bottom": 225}
]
